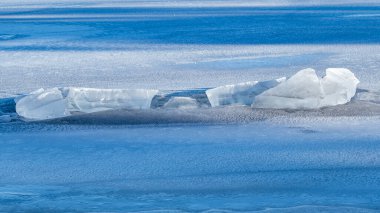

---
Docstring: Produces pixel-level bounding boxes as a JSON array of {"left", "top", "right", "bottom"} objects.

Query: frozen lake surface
[
  {"left": 1, "top": 117, "right": 380, "bottom": 212},
  {"left": 1, "top": 3, "right": 380, "bottom": 94},
  {"left": 1, "top": 1, "right": 380, "bottom": 212}
]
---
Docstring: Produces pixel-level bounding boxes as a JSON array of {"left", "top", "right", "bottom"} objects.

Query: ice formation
[
  {"left": 253, "top": 68, "right": 359, "bottom": 109},
  {"left": 16, "top": 87, "right": 159, "bottom": 120},
  {"left": 13, "top": 68, "right": 359, "bottom": 120},
  {"left": 205, "top": 78, "right": 286, "bottom": 107},
  {"left": 163, "top": 97, "right": 199, "bottom": 109}
]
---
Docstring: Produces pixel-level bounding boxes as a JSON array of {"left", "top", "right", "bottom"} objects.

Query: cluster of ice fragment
[
  {"left": 16, "top": 87, "right": 158, "bottom": 120},
  {"left": 14, "top": 68, "right": 359, "bottom": 121}
]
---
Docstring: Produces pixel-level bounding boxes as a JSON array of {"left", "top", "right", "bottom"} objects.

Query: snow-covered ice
[
  {"left": 253, "top": 68, "right": 359, "bottom": 109},
  {"left": 1, "top": 116, "right": 380, "bottom": 212},
  {"left": 1, "top": 1, "right": 380, "bottom": 212},
  {"left": 355, "top": 90, "right": 380, "bottom": 104},
  {"left": 16, "top": 87, "right": 158, "bottom": 120}
]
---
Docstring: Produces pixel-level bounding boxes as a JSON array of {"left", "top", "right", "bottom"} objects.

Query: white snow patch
[
  {"left": 16, "top": 87, "right": 159, "bottom": 120},
  {"left": 253, "top": 68, "right": 359, "bottom": 109},
  {"left": 206, "top": 78, "right": 286, "bottom": 107}
]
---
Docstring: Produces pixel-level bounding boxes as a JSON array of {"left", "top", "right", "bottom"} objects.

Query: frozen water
[
  {"left": 15, "top": 88, "right": 68, "bottom": 120},
  {"left": 253, "top": 68, "right": 326, "bottom": 109},
  {"left": 16, "top": 87, "right": 158, "bottom": 120},
  {"left": 206, "top": 78, "right": 286, "bottom": 107},
  {"left": 2, "top": 5, "right": 380, "bottom": 93},
  {"left": 163, "top": 97, "right": 199, "bottom": 109},
  {"left": 11, "top": 68, "right": 359, "bottom": 120},
  {"left": 206, "top": 68, "right": 359, "bottom": 109},
  {"left": 1, "top": 117, "right": 380, "bottom": 212},
  {"left": 1, "top": 1, "right": 380, "bottom": 212},
  {"left": 0, "top": 115, "right": 11, "bottom": 123},
  {"left": 355, "top": 90, "right": 380, "bottom": 104},
  {"left": 321, "top": 68, "right": 360, "bottom": 106},
  {"left": 253, "top": 68, "right": 359, "bottom": 109}
]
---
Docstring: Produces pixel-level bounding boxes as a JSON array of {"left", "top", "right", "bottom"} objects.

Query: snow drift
[{"left": 16, "top": 87, "right": 158, "bottom": 120}]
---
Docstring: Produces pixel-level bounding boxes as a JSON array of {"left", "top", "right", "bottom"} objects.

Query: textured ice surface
[
  {"left": 16, "top": 87, "right": 158, "bottom": 120},
  {"left": 1, "top": 117, "right": 380, "bottom": 212},
  {"left": 0, "top": 115, "right": 11, "bottom": 123},
  {"left": 355, "top": 90, "right": 380, "bottom": 104},
  {"left": 2, "top": 0, "right": 379, "bottom": 9},
  {"left": 0, "top": 45, "right": 378, "bottom": 94},
  {"left": 2, "top": 5, "right": 380, "bottom": 94},
  {"left": 206, "top": 78, "right": 286, "bottom": 107},
  {"left": 1, "top": 1, "right": 380, "bottom": 212},
  {"left": 253, "top": 68, "right": 359, "bottom": 109}
]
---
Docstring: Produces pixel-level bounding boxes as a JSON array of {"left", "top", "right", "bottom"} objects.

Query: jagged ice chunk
[
  {"left": 205, "top": 78, "right": 286, "bottom": 107},
  {"left": 253, "top": 68, "right": 359, "bottom": 109},
  {"left": 16, "top": 87, "right": 159, "bottom": 120}
]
